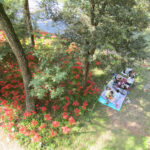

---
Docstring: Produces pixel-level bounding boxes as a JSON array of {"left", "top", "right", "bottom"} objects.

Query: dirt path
[{"left": 0, "top": 127, "right": 24, "bottom": 150}]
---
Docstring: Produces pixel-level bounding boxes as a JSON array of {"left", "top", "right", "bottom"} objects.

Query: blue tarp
[
  {"left": 98, "top": 88, "right": 127, "bottom": 111},
  {"left": 98, "top": 75, "right": 130, "bottom": 111}
]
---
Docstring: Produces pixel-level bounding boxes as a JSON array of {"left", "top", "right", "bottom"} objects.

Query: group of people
[
  {"left": 114, "top": 70, "right": 135, "bottom": 90},
  {"left": 105, "top": 68, "right": 136, "bottom": 105}
]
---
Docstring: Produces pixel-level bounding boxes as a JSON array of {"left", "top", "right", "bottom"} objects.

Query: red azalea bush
[
  {"left": 0, "top": 30, "right": 6, "bottom": 45},
  {"left": 0, "top": 32, "right": 100, "bottom": 150}
]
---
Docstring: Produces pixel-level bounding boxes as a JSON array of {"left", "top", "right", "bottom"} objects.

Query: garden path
[{"left": 0, "top": 127, "right": 24, "bottom": 150}]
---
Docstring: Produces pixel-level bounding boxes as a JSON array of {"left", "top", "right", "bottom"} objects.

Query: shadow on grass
[
  {"left": 56, "top": 63, "right": 150, "bottom": 150},
  {"left": 88, "top": 64, "right": 150, "bottom": 150},
  {"left": 102, "top": 129, "right": 149, "bottom": 150}
]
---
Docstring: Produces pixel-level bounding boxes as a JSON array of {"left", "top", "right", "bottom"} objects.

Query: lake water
[{"left": 29, "top": 0, "right": 65, "bottom": 34}]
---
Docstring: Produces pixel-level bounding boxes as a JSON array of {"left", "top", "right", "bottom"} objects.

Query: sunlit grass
[
  {"left": 60, "top": 59, "right": 150, "bottom": 150},
  {"left": 58, "top": 0, "right": 68, "bottom": 3},
  {"left": 92, "top": 68, "right": 105, "bottom": 76}
]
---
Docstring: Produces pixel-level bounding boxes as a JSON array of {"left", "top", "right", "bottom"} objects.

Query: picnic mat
[{"left": 98, "top": 88, "right": 127, "bottom": 111}]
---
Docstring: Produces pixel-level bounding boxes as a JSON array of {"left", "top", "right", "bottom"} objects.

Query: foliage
[
  {"left": 39, "top": 0, "right": 59, "bottom": 21},
  {"left": 0, "top": 32, "right": 100, "bottom": 150},
  {"left": 0, "top": 0, "right": 28, "bottom": 39},
  {"left": 1, "top": 0, "right": 150, "bottom": 149},
  {"left": 41, "top": 0, "right": 150, "bottom": 64}
]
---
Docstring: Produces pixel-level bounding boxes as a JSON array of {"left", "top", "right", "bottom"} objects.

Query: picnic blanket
[
  {"left": 98, "top": 87, "right": 127, "bottom": 111},
  {"left": 98, "top": 71, "right": 136, "bottom": 111}
]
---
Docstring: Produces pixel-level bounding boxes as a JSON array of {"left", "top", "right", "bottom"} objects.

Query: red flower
[
  {"left": 29, "top": 130, "right": 36, "bottom": 136},
  {"left": 24, "top": 131, "right": 30, "bottom": 136},
  {"left": 44, "top": 114, "right": 52, "bottom": 121},
  {"left": 82, "top": 106, "right": 86, "bottom": 110},
  {"left": 62, "top": 112, "right": 68, "bottom": 120},
  {"left": 12, "top": 91, "right": 18, "bottom": 96},
  {"left": 39, "top": 123, "right": 46, "bottom": 130},
  {"left": 72, "top": 101, "right": 79, "bottom": 106},
  {"left": 32, "top": 111, "right": 37, "bottom": 115},
  {"left": 51, "top": 130, "right": 57, "bottom": 137},
  {"left": 96, "top": 61, "right": 101, "bottom": 65},
  {"left": 62, "top": 126, "right": 71, "bottom": 134},
  {"left": 65, "top": 96, "right": 69, "bottom": 101},
  {"left": 26, "top": 55, "right": 34, "bottom": 61},
  {"left": 24, "top": 111, "right": 32, "bottom": 117},
  {"left": 32, "top": 134, "right": 41, "bottom": 143},
  {"left": 76, "top": 82, "right": 80, "bottom": 86},
  {"left": 74, "top": 74, "right": 79, "bottom": 79},
  {"left": 52, "top": 105, "right": 59, "bottom": 112},
  {"left": 64, "top": 60, "right": 68, "bottom": 64},
  {"left": 74, "top": 108, "right": 80, "bottom": 116},
  {"left": 66, "top": 102, "right": 70, "bottom": 106},
  {"left": 83, "top": 100, "right": 88, "bottom": 107},
  {"left": 31, "top": 120, "right": 38, "bottom": 126},
  {"left": 69, "top": 116, "right": 76, "bottom": 125},
  {"left": 52, "top": 121, "right": 59, "bottom": 127},
  {"left": 19, "top": 125, "right": 27, "bottom": 134},
  {"left": 41, "top": 106, "right": 47, "bottom": 112},
  {"left": 72, "top": 66, "right": 82, "bottom": 70},
  {"left": 63, "top": 105, "right": 68, "bottom": 111},
  {"left": 76, "top": 61, "right": 82, "bottom": 66},
  {"left": 68, "top": 90, "right": 72, "bottom": 95},
  {"left": 68, "top": 81, "right": 72, "bottom": 85},
  {"left": 1, "top": 100, "right": 7, "bottom": 105}
]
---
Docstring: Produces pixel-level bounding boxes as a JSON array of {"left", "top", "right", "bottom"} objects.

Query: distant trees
[
  {"left": 47, "top": 0, "right": 149, "bottom": 87},
  {"left": 0, "top": 2, "right": 35, "bottom": 112}
]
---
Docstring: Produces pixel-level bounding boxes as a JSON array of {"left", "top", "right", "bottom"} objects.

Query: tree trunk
[
  {"left": 82, "top": 40, "right": 96, "bottom": 88},
  {"left": 82, "top": 0, "right": 97, "bottom": 89},
  {"left": 83, "top": 55, "right": 90, "bottom": 89},
  {"left": 24, "top": 0, "right": 35, "bottom": 47},
  {"left": 0, "top": 3, "right": 35, "bottom": 112}
]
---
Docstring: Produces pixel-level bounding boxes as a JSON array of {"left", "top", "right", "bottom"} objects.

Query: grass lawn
[
  {"left": 58, "top": 0, "right": 68, "bottom": 3},
  {"left": 56, "top": 60, "right": 150, "bottom": 150}
]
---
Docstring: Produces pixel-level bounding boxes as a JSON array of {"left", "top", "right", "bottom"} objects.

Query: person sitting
[
  {"left": 126, "top": 76, "right": 135, "bottom": 86},
  {"left": 123, "top": 68, "right": 132, "bottom": 76},
  {"left": 111, "top": 89, "right": 120, "bottom": 103},
  {"left": 107, "top": 80, "right": 114, "bottom": 89},
  {"left": 120, "top": 83, "right": 129, "bottom": 90},
  {"left": 105, "top": 87, "right": 113, "bottom": 104},
  {"left": 114, "top": 89, "right": 120, "bottom": 100},
  {"left": 114, "top": 74, "right": 122, "bottom": 85}
]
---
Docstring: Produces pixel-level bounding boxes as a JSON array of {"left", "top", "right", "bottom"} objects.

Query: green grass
[
  {"left": 58, "top": 0, "right": 68, "bottom": 3},
  {"left": 56, "top": 59, "right": 150, "bottom": 150}
]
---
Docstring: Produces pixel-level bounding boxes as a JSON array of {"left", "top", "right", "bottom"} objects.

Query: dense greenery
[
  {"left": 0, "top": 0, "right": 150, "bottom": 149},
  {"left": 41, "top": 0, "right": 149, "bottom": 86}
]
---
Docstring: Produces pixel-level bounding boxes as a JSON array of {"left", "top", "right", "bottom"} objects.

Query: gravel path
[{"left": 0, "top": 128, "right": 24, "bottom": 150}]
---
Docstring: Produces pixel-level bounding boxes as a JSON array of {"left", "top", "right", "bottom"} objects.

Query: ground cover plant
[{"left": 0, "top": 31, "right": 101, "bottom": 150}]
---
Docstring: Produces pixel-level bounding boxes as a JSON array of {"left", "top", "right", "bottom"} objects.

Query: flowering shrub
[
  {"left": 0, "top": 32, "right": 100, "bottom": 150},
  {"left": 0, "top": 30, "right": 6, "bottom": 44}
]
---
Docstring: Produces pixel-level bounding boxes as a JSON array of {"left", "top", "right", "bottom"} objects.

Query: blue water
[
  {"left": 29, "top": 0, "right": 65, "bottom": 34},
  {"left": 37, "top": 20, "right": 65, "bottom": 34}
]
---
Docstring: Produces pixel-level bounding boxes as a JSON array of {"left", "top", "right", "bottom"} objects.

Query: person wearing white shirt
[
  {"left": 123, "top": 68, "right": 132, "bottom": 75},
  {"left": 111, "top": 89, "right": 120, "bottom": 102},
  {"left": 126, "top": 77, "right": 134, "bottom": 86}
]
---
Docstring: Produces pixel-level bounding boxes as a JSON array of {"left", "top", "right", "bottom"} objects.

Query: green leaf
[{"left": 0, "top": 0, "right": 4, "bottom": 4}]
